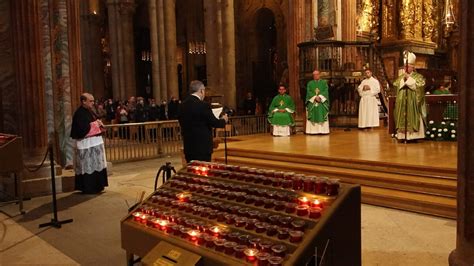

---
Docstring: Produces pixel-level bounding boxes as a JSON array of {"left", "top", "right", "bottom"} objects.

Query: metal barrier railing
[{"left": 103, "top": 115, "right": 270, "bottom": 162}]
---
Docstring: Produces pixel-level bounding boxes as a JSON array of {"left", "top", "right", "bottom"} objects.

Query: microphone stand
[{"left": 224, "top": 120, "right": 229, "bottom": 165}]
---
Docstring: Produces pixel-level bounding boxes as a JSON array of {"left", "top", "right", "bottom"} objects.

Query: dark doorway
[{"left": 253, "top": 8, "right": 278, "bottom": 111}]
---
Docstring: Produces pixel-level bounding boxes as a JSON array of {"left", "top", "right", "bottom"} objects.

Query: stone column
[
  {"left": 221, "top": 0, "right": 236, "bottom": 108},
  {"left": 107, "top": 0, "right": 135, "bottom": 100},
  {"left": 215, "top": 0, "right": 224, "bottom": 97},
  {"left": 287, "top": 0, "right": 305, "bottom": 115},
  {"left": 107, "top": 0, "right": 122, "bottom": 99},
  {"left": 163, "top": 0, "right": 178, "bottom": 100},
  {"left": 148, "top": 0, "right": 161, "bottom": 100},
  {"left": 156, "top": 0, "right": 168, "bottom": 100},
  {"left": 449, "top": 1, "right": 474, "bottom": 265},
  {"left": 204, "top": 0, "right": 219, "bottom": 94},
  {"left": 119, "top": 0, "right": 136, "bottom": 99},
  {"left": 10, "top": 0, "right": 48, "bottom": 156}
]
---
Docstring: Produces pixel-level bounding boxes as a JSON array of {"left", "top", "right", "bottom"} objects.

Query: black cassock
[{"left": 71, "top": 106, "right": 108, "bottom": 194}]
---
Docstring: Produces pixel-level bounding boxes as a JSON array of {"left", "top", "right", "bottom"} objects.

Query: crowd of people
[{"left": 91, "top": 96, "right": 182, "bottom": 124}]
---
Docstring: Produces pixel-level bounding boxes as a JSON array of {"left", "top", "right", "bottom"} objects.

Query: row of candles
[
  {"left": 150, "top": 190, "right": 311, "bottom": 239},
  {"left": 186, "top": 163, "right": 340, "bottom": 196},
  {"left": 167, "top": 178, "right": 325, "bottom": 218},
  {"left": 132, "top": 207, "right": 289, "bottom": 265}
]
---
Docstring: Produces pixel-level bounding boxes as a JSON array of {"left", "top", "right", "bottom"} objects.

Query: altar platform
[{"left": 213, "top": 128, "right": 457, "bottom": 218}]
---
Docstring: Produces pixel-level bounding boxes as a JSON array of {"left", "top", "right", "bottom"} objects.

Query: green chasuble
[
  {"left": 306, "top": 79, "right": 329, "bottom": 123},
  {"left": 267, "top": 94, "right": 295, "bottom": 126},
  {"left": 393, "top": 72, "right": 426, "bottom": 132}
]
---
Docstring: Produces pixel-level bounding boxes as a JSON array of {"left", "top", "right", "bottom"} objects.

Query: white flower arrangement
[
  {"left": 443, "top": 128, "right": 448, "bottom": 132},
  {"left": 429, "top": 120, "right": 434, "bottom": 124},
  {"left": 451, "top": 130, "right": 456, "bottom": 133}
]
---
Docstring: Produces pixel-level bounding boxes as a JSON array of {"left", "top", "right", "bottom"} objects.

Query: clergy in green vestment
[
  {"left": 305, "top": 70, "right": 330, "bottom": 134},
  {"left": 268, "top": 85, "right": 295, "bottom": 136},
  {"left": 393, "top": 51, "right": 426, "bottom": 141},
  {"left": 432, "top": 85, "right": 451, "bottom": 95}
]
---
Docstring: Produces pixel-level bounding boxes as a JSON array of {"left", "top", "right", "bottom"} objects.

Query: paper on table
[{"left": 212, "top": 107, "right": 223, "bottom": 119}]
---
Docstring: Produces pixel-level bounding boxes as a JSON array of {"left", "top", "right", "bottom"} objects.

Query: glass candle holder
[
  {"left": 289, "top": 230, "right": 304, "bottom": 243},
  {"left": 208, "top": 210, "right": 219, "bottom": 220},
  {"left": 285, "top": 203, "right": 297, "bottom": 214},
  {"left": 292, "top": 174, "right": 304, "bottom": 190},
  {"left": 259, "top": 240, "right": 274, "bottom": 253},
  {"left": 264, "top": 199, "right": 275, "bottom": 209},
  {"left": 209, "top": 226, "right": 222, "bottom": 237},
  {"left": 303, "top": 177, "right": 314, "bottom": 192},
  {"left": 255, "top": 222, "right": 268, "bottom": 234},
  {"left": 264, "top": 169, "right": 275, "bottom": 178},
  {"left": 225, "top": 214, "right": 236, "bottom": 225},
  {"left": 234, "top": 245, "right": 247, "bottom": 259},
  {"left": 268, "top": 256, "right": 284, "bottom": 266},
  {"left": 271, "top": 178, "right": 281, "bottom": 187},
  {"left": 296, "top": 205, "right": 309, "bottom": 216},
  {"left": 298, "top": 196, "right": 310, "bottom": 206},
  {"left": 309, "top": 207, "right": 322, "bottom": 219},
  {"left": 281, "top": 179, "right": 292, "bottom": 189},
  {"left": 228, "top": 232, "right": 241, "bottom": 242},
  {"left": 248, "top": 210, "right": 261, "bottom": 219},
  {"left": 249, "top": 237, "right": 262, "bottom": 249},
  {"left": 256, "top": 252, "right": 270, "bottom": 265},
  {"left": 327, "top": 179, "right": 340, "bottom": 196},
  {"left": 238, "top": 234, "right": 250, "bottom": 246},
  {"left": 314, "top": 178, "right": 328, "bottom": 194},
  {"left": 245, "top": 195, "right": 256, "bottom": 205},
  {"left": 214, "top": 239, "right": 227, "bottom": 252},
  {"left": 244, "top": 248, "right": 259, "bottom": 263},
  {"left": 274, "top": 171, "right": 284, "bottom": 179},
  {"left": 263, "top": 177, "right": 273, "bottom": 186},
  {"left": 291, "top": 220, "right": 306, "bottom": 231},
  {"left": 274, "top": 201, "right": 286, "bottom": 211},
  {"left": 204, "top": 235, "right": 217, "bottom": 248},
  {"left": 271, "top": 244, "right": 287, "bottom": 257},
  {"left": 224, "top": 241, "right": 237, "bottom": 255},
  {"left": 238, "top": 208, "right": 250, "bottom": 218},
  {"left": 245, "top": 219, "right": 259, "bottom": 230},
  {"left": 279, "top": 216, "right": 293, "bottom": 228},
  {"left": 132, "top": 211, "right": 142, "bottom": 222},
  {"left": 266, "top": 225, "right": 279, "bottom": 237},
  {"left": 235, "top": 217, "right": 248, "bottom": 227},
  {"left": 268, "top": 215, "right": 281, "bottom": 226},
  {"left": 277, "top": 228, "right": 290, "bottom": 240}
]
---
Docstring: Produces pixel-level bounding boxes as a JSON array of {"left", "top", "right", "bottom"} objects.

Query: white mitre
[{"left": 404, "top": 51, "right": 416, "bottom": 66}]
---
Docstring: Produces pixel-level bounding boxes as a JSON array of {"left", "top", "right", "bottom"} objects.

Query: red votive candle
[
  {"left": 224, "top": 241, "right": 237, "bottom": 255},
  {"left": 274, "top": 201, "right": 286, "bottom": 211},
  {"left": 283, "top": 172, "right": 295, "bottom": 180},
  {"left": 255, "top": 222, "right": 268, "bottom": 234},
  {"left": 271, "top": 178, "right": 281, "bottom": 187},
  {"left": 298, "top": 196, "right": 310, "bottom": 206},
  {"left": 274, "top": 171, "right": 284, "bottom": 179},
  {"left": 264, "top": 199, "right": 275, "bottom": 209},
  {"left": 157, "top": 219, "right": 169, "bottom": 231},
  {"left": 314, "top": 178, "right": 328, "bottom": 194},
  {"left": 245, "top": 219, "right": 259, "bottom": 230},
  {"left": 235, "top": 217, "right": 248, "bottom": 227},
  {"left": 279, "top": 216, "right": 293, "bottom": 228},
  {"left": 271, "top": 244, "right": 288, "bottom": 257},
  {"left": 285, "top": 203, "right": 297, "bottom": 214},
  {"left": 176, "top": 192, "right": 191, "bottom": 202},
  {"left": 228, "top": 232, "right": 241, "bottom": 242},
  {"left": 249, "top": 237, "right": 262, "bottom": 249},
  {"left": 214, "top": 239, "right": 227, "bottom": 252},
  {"left": 256, "top": 252, "right": 271, "bottom": 265},
  {"left": 289, "top": 230, "right": 304, "bottom": 243},
  {"left": 209, "top": 225, "right": 222, "bottom": 237},
  {"left": 296, "top": 205, "right": 309, "bottom": 216},
  {"left": 281, "top": 179, "right": 292, "bottom": 188},
  {"left": 311, "top": 199, "right": 323, "bottom": 208},
  {"left": 234, "top": 245, "right": 247, "bottom": 259},
  {"left": 292, "top": 175, "right": 304, "bottom": 190},
  {"left": 266, "top": 225, "right": 279, "bottom": 237},
  {"left": 244, "top": 248, "right": 259, "bottom": 262},
  {"left": 309, "top": 207, "right": 322, "bottom": 219},
  {"left": 268, "top": 256, "right": 284, "bottom": 266},
  {"left": 238, "top": 234, "right": 250, "bottom": 245},
  {"left": 303, "top": 177, "right": 314, "bottom": 192},
  {"left": 204, "top": 235, "right": 217, "bottom": 248},
  {"left": 277, "top": 228, "right": 290, "bottom": 240},
  {"left": 132, "top": 211, "right": 142, "bottom": 222},
  {"left": 327, "top": 179, "right": 340, "bottom": 196},
  {"left": 291, "top": 220, "right": 306, "bottom": 231},
  {"left": 259, "top": 240, "right": 274, "bottom": 252}
]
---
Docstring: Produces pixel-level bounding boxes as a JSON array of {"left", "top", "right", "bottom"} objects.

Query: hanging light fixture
[{"left": 443, "top": 0, "right": 456, "bottom": 31}]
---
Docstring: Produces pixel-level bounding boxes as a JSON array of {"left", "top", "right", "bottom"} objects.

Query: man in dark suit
[{"left": 178, "top": 80, "right": 228, "bottom": 162}]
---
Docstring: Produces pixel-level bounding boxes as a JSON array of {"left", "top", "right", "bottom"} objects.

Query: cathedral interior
[{"left": 1, "top": 0, "right": 474, "bottom": 265}]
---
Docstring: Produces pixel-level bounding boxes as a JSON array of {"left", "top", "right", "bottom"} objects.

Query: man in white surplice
[{"left": 357, "top": 69, "right": 380, "bottom": 129}]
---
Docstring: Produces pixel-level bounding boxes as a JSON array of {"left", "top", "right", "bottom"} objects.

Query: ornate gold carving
[
  {"left": 357, "top": 0, "right": 379, "bottom": 38},
  {"left": 422, "top": 0, "right": 434, "bottom": 42},
  {"left": 382, "top": 0, "right": 396, "bottom": 39},
  {"left": 399, "top": 0, "right": 415, "bottom": 39},
  {"left": 413, "top": 0, "right": 423, "bottom": 40}
]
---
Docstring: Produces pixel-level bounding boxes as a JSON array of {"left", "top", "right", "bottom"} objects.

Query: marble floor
[{"left": 0, "top": 156, "right": 455, "bottom": 265}]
